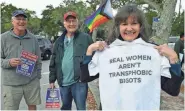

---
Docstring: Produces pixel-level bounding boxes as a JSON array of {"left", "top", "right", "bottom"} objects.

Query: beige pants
[{"left": 3, "top": 78, "right": 41, "bottom": 110}]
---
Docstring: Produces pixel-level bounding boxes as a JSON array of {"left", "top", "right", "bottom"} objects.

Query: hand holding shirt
[{"left": 88, "top": 38, "right": 171, "bottom": 110}]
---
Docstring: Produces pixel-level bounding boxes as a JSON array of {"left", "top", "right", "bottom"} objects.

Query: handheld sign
[
  {"left": 16, "top": 50, "right": 38, "bottom": 77},
  {"left": 45, "top": 88, "right": 60, "bottom": 108}
]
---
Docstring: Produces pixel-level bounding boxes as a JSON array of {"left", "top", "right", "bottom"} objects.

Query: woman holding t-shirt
[{"left": 80, "top": 4, "right": 184, "bottom": 110}]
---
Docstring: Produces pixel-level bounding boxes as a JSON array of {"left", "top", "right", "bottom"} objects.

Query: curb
[
  {"left": 88, "top": 80, "right": 101, "bottom": 109},
  {"left": 179, "top": 83, "right": 184, "bottom": 97}
]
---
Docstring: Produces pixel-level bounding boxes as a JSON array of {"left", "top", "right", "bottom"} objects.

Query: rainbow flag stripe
[{"left": 85, "top": 0, "right": 113, "bottom": 32}]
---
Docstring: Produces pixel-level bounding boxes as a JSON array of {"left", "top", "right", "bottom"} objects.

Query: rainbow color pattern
[{"left": 85, "top": 0, "right": 113, "bottom": 32}]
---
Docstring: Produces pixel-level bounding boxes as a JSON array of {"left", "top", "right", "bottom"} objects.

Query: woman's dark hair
[{"left": 107, "top": 4, "right": 150, "bottom": 44}]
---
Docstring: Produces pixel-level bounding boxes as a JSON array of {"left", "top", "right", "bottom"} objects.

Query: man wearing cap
[
  {"left": 49, "top": 11, "right": 93, "bottom": 110},
  {"left": 1, "top": 10, "right": 42, "bottom": 110}
]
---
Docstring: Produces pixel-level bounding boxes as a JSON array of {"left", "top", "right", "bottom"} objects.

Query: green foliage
[
  {"left": 40, "top": 1, "right": 96, "bottom": 39},
  {"left": 1, "top": 3, "right": 41, "bottom": 34},
  {"left": 2, "top": 0, "right": 182, "bottom": 40},
  {"left": 1, "top": 3, "right": 17, "bottom": 33},
  {"left": 171, "top": 11, "right": 184, "bottom": 36},
  {"left": 28, "top": 17, "right": 41, "bottom": 34},
  {"left": 40, "top": 5, "right": 60, "bottom": 38}
]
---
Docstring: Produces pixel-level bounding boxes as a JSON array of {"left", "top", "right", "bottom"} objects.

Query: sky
[{"left": 1, "top": 0, "right": 185, "bottom": 18}]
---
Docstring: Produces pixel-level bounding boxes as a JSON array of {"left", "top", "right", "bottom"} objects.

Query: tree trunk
[{"left": 154, "top": 0, "right": 177, "bottom": 44}]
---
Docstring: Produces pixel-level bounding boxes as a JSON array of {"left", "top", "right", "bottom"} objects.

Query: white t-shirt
[{"left": 88, "top": 38, "right": 171, "bottom": 110}]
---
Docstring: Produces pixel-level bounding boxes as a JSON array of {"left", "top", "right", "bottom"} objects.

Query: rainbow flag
[{"left": 85, "top": 0, "right": 113, "bottom": 33}]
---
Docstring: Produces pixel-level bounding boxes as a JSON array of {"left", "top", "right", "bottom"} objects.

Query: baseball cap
[
  {"left": 12, "top": 10, "right": 27, "bottom": 18},
  {"left": 63, "top": 11, "right": 77, "bottom": 20}
]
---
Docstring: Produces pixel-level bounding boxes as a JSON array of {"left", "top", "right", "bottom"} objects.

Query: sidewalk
[
  {"left": 160, "top": 90, "right": 184, "bottom": 110},
  {"left": 88, "top": 79, "right": 100, "bottom": 109}
]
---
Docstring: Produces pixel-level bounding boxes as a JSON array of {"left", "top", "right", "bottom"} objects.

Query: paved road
[
  {"left": 19, "top": 60, "right": 51, "bottom": 110},
  {"left": 18, "top": 60, "right": 78, "bottom": 110},
  {"left": 0, "top": 60, "right": 80, "bottom": 110}
]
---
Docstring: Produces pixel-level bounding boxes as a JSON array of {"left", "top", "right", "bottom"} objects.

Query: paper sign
[
  {"left": 16, "top": 50, "right": 38, "bottom": 77},
  {"left": 45, "top": 88, "right": 61, "bottom": 108}
]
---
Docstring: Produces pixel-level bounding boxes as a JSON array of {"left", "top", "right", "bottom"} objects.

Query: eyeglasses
[
  {"left": 13, "top": 17, "right": 27, "bottom": 21},
  {"left": 65, "top": 20, "right": 77, "bottom": 24}
]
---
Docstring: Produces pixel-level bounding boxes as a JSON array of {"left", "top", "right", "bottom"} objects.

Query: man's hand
[
  {"left": 50, "top": 83, "right": 55, "bottom": 89},
  {"left": 9, "top": 58, "right": 22, "bottom": 67}
]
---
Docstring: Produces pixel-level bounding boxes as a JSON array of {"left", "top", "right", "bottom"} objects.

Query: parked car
[
  {"left": 37, "top": 37, "right": 53, "bottom": 60},
  {"left": 167, "top": 36, "right": 179, "bottom": 49}
]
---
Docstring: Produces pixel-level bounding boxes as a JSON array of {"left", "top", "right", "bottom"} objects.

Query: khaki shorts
[{"left": 3, "top": 78, "right": 41, "bottom": 110}]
